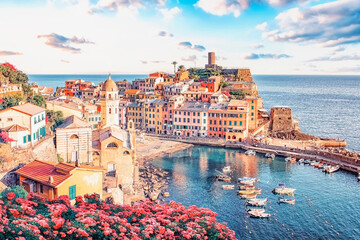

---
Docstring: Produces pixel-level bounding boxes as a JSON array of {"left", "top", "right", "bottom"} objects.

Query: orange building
[
  {"left": 174, "top": 70, "right": 189, "bottom": 83},
  {"left": 207, "top": 100, "right": 249, "bottom": 141},
  {"left": 244, "top": 96, "right": 263, "bottom": 131},
  {"left": 205, "top": 76, "right": 221, "bottom": 92},
  {"left": 149, "top": 72, "right": 169, "bottom": 78},
  {"left": 16, "top": 160, "right": 103, "bottom": 200}
]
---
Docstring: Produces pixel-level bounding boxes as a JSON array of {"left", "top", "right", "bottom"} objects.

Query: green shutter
[
  {"left": 23, "top": 136, "right": 27, "bottom": 143},
  {"left": 28, "top": 135, "right": 31, "bottom": 141},
  {"left": 69, "top": 185, "right": 76, "bottom": 200}
]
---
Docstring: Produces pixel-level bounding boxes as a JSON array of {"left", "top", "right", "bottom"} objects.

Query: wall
[{"left": 270, "top": 107, "right": 298, "bottom": 132}]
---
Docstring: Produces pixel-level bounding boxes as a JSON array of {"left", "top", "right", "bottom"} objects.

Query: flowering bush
[{"left": 0, "top": 192, "right": 237, "bottom": 240}]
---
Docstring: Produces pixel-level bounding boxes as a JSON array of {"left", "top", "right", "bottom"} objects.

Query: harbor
[{"left": 151, "top": 145, "right": 360, "bottom": 239}]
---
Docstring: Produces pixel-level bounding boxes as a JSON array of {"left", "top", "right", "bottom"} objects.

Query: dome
[{"left": 102, "top": 74, "right": 118, "bottom": 92}]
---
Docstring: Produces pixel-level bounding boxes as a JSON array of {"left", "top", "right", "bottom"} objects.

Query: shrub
[{"left": 0, "top": 185, "right": 28, "bottom": 201}]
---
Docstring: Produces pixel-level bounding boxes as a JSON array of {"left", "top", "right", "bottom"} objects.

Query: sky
[{"left": 0, "top": 0, "right": 359, "bottom": 75}]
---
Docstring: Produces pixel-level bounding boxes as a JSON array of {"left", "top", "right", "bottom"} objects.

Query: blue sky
[{"left": 0, "top": 0, "right": 359, "bottom": 74}]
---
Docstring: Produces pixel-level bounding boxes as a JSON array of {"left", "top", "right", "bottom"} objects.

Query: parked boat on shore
[
  {"left": 304, "top": 159, "right": 311, "bottom": 164},
  {"left": 245, "top": 150, "right": 256, "bottom": 156},
  {"left": 285, "top": 157, "right": 296, "bottom": 162},
  {"left": 272, "top": 184, "right": 296, "bottom": 196},
  {"left": 298, "top": 158, "right": 305, "bottom": 164}
]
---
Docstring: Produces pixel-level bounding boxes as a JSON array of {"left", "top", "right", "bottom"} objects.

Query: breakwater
[{"left": 147, "top": 134, "right": 360, "bottom": 173}]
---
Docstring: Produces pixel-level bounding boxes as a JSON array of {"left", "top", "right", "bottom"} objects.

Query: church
[{"left": 56, "top": 75, "right": 137, "bottom": 194}]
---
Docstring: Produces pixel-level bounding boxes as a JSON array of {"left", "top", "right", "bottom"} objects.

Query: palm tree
[{"left": 171, "top": 61, "right": 177, "bottom": 73}]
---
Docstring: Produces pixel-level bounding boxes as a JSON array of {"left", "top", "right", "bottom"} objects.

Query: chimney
[{"left": 48, "top": 176, "right": 54, "bottom": 184}]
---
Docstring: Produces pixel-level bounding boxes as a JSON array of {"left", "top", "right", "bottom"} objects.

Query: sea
[
  {"left": 29, "top": 74, "right": 360, "bottom": 239},
  {"left": 29, "top": 74, "right": 360, "bottom": 152}
]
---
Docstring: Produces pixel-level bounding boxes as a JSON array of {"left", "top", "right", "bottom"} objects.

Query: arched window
[
  {"left": 109, "top": 108, "right": 111, "bottom": 114},
  {"left": 106, "top": 142, "right": 118, "bottom": 148},
  {"left": 70, "top": 134, "right": 79, "bottom": 139},
  {"left": 123, "top": 151, "right": 130, "bottom": 155}
]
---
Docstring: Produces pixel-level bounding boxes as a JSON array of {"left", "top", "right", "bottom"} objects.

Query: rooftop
[
  {"left": 56, "top": 115, "right": 91, "bottom": 129},
  {"left": 10, "top": 103, "right": 45, "bottom": 116}
]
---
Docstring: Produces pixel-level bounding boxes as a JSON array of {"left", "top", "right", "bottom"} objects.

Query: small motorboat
[
  {"left": 310, "top": 161, "right": 319, "bottom": 166},
  {"left": 247, "top": 208, "right": 265, "bottom": 213},
  {"left": 238, "top": 190, "right": 256, "bottom": 195},
  {"left": 222, "top": 185, "right": 235, "bottom": 190},
  {"left": 285, "top": 157, "right": 291, "bottom": 162},
  {"left": 304, "top": 159, "right": 311, "bottom": 164},
  {"left": 245, "top": 150, "right": 256, "bottom": 156},
  {"left": 248, "top": 211, "right": 271, "bottom": 218},
  {"left": 240, "top": 179, "right": 256, "bottom": 185},
  {"left": 246, "top": 198, "right": 268, "bottom": 207},
  {"left": 318, "top": 163, "right": 326, "bottom": 169},
  {"left": 298, "top": 158, "right": 305, "bottom": 164},
  {"left": 238, "top": 177, "right": 257, "bottom": 182},
  {"left": 324, "top": 165, "right": 340, "bottom": 173},
  {"left": 289, "top": 157, "right": 296, "bottom": 163},
  {"left": 239, "top": 185, "right": 254, "bottom": 190},
  {"left": 272, "top": 184, "right": 296, "bottom": 196},
  {"left": 240, "top": 193, "right": 258, "bottom": 199},
  {"left": 216, "top": 175, "right": 231, "bottom": 182},
  {"left": 278, "top": 197, "right": 295, "bottom": 205},
  {"left": 265, "top": 153, "right": 275, "bottom": 159},
  {"left": 222, "top": 166, "right": 231, "bottom": 173},
  {"left": 315, "top": 162, "right": 324, "bottom": 168}
]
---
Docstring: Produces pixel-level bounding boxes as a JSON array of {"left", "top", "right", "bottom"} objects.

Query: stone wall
[{"left": 270, "top": 107, "right": 299, "bottom": 132}]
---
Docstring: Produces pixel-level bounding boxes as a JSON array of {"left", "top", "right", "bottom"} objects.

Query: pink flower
[{"left": 7, "top": 192, "right": 15, "bottom": 200}]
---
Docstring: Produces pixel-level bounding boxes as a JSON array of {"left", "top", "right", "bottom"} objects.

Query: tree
[
  {"left": 171, "top": 61, "right": 177, "bottom": 73},
  {"left": 178, "top": 65, "right": 185, "bottom": 71},
  {"left": 0, "top": 94, "right": 24, "bottom": 109},
  {"left": 0, "top": 185, "right": 28, "bottom": 202},
  {"left": 220, "top": 81, "right": 229, "bottom": 88},
  {"left": 29, "top": 94, "right": 45, "bottom": 107},
  {"left": 47, "top": 110, "right": 64, "bottom": 128},
  {"left": 229, "top": 90, "right": 245, "bottom": 100}
]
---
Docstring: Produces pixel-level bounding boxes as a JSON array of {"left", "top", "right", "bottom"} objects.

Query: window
[
  {"left": 203, "top": 119, "right": 206, "bottom": 124},
  {"left": 109, "top": 108, "right": 111, "bottom": 114},
  {"left": 106, "top": 142, "right": 118, "bottom": 148},
  {"left": 214, "top": 120, "right": 217, "bottom": 125},
  {"left": 8, "top": 118, "right": 13, "bottom": 122},
  {"left": 234, "top": 121, "right": 237, "bottom": 126},
  {"left": 69, "top": 185, "right": 76, "bottom": 200},
  {"left": 240, "top": 121, "right": 243, "bottom": 126},
  {"left": 251, "top": 106, "right": 254, "bottom": 110},
  {"left": 229, "top": 121, "right": 232, "bottom": 126},
  {"left": 28, "top": 135, "right": 31, "bottom": 142},
  {"left": 224, "top": 121, "right": 227, "bottom": 125},
  {"left": 23, "top": 136, "right": 27, "bottom": 144},
  {"left": 40, "top": 184, "right": 43, "bottom": 194},
  {"left": 197, "top": 119, "right": 200, "bottom": 123}
]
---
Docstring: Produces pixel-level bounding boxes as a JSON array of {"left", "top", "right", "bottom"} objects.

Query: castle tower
[
  {"left": 100, "top": 74, "right": 119, "bottom": 128},
  {"left": 208, "top": 52, "right": 215, "bottom": 65}
]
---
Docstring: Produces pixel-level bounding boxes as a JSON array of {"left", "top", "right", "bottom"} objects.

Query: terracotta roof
[
  {"left": 125, "top": 89, "right": 140, "bottom": 94},
  {"left": 11, "top": 103, "right": 45, "bottom": 116},
  {"left": 102, "top": 75, "right": 118, "bottom": 92},
  {"left": 55, "top": 162, "right": 77, "bottom": 173},
  {"left": 56, "top": 115, "right": 91, "bottom": 129},
  {"left": 2, "top": 124, "right": 28, "bottom": 132},
  {"left": 15, "top": 160, "right": 72, "bottom": 188}
]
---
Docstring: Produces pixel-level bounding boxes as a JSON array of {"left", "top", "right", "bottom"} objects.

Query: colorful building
[
  {"left": 173, "top": 102, "right": 210, "bottom": 137},
  {"left": 174, "top": 70, "right": 189, "bottom": 83},
  {"left": 145, "top": 100, "right": 165, "bottom": 133},
  {"left": 16, "top": 160, "right": 103, "bottom": 201},
  {"left": 205, "top": 76, "right": 221, "bottom": 93},
  {"left": 244, "top": 96, "right": 263, "bottom": 131},
  {"left": 127, "top": 101, "right": 146, "bottom": 129}
]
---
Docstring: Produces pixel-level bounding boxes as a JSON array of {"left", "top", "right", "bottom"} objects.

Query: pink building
[
  {"left": 173, "top": 102, "right": 210, "bottom": 137},
  {"left": 162, "top": 95, "right": 184, "bottom": 134},
  {"left": 119, "top": 101, "right": 130, "bottom": 128}
]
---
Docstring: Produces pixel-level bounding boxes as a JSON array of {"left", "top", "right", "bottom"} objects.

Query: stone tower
[{"left": 100, "top": 74, "right": 119, "bottom": 128}]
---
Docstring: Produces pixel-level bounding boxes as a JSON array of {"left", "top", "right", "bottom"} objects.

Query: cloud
[
  {"left": 160, "top": 7, "right": 181, "bottom": 21},
  {"left": 309, "top": 54, "right": 360, "bottom": 62},
  {"left": 158, "top": 31, "right": 174, "bottom": 37},
  {"left": 151, "top": 60, "right": 165, "bottom": 63},
  {"left": 140, "top": 60, "right": 148, "bottom": 64},
  {"left": 256, "top": 22, "right": 268, "bottom": 31},
  {"left": 178, "top": 42, "right": 206, "bottom": 51},
  {"left": 262, "top": 0, "right": 360, "bottom": 47},
  {"left": 244, "top": 53, "right": 292, "bottom": 59},
  {"left": 182, "top": 55, "right": 197, "bottom": 61},
  {"left": 195, "top": 0, "right": 250, "bottom": 17},
  {"left": 90, "top": 0, "right": 166, "bottom": 14},
  {"left": 37, "top": 33, "right": 94, "bottom": 53},
  {"left": 267, "top": 0, "right": 309, "bottom": 7},
  {"left": 60, "top": 59, "right": 70, "bottom": 63},
  {"left": 0, "top": 50, "right": 23, "bottom": 56},
  {"left": 250, "top": 44, "right": 264, "bottom": 49}
]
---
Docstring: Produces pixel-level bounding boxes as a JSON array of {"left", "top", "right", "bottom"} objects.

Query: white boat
[
  {"left": 246, "top": 198, "right": 268, "bottom": 207},
  {"left": 238, "top": 177, "right": 257, "bottom": 182},
  {"left": 304, "top": 159, "right": 311, "bottom": 164},
  {"left": 265, "top": 153, "right": 275, "bottom": 159},
  {"left": 248, "top": 211, "right": 271, "bottom": 218},
  {"left": 310, "top": 161, "right": 319, "bottom": 166},
  {"left": 240, "top": 179, "right": 256, "bottom": 185},
  {"left": 324, "top": 165, "right": 340, "bottom": 173},
  {"left": 222, "top": 185, "right": 235, "bottom": 190},
  {"left": 278, "top": 198, "right": 295, "bottom": 205},
  {"left": 245, "top": 150, "right": 256, "bottom": 156},
  {"left": 298, "top": 158, "right": 304, "bottom": 164},
  {"left": 285, "top": 157, "right": 292, "bottom": 162},
  {"left": 222, "top": 166, "right": 231, "bottom": 173},
  {"left": 247, "top": 208, "right": 265, "bottom": 213},
  {"left": 272, "top": 184, "right": 296, "bottom": 196},
  {"left": 357, "top": 173, "right": 360, "bottom": 181}
]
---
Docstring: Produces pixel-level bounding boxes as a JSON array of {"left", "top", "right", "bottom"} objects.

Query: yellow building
[
  {"left": 16, "top": 160, "right": 103, "bottom": 201},
  {"left": 145, "top": 100, "right": 165, "bottom": 133},
  {"left": 127, "top": 101, "right": 146, "bottom": 129},
  {"left": 245, "top": 96, "right": 263, "bottom": 131}
]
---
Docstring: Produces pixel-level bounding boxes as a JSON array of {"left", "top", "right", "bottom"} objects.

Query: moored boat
[
  {"left": 248, "top": 211, "right": 270, "bottom": 218},
  {"left": 216, "top": 175, "right": 231, "bottom": 182},
  {"left": 222, "top": 185, "right": 235, "bottom": 190},
  {"left": 298, "top": 158, "right": 305, "bottom": 164},
  {"left": 240, "top": 179, "right": 256, "bottom": 185},
  {"left": 278, "top": 197, "right": 295, "bottom": 205},
  {"left": 245, "top": 150, "right": 256, "bottom": 156},
  {"left": 310, "top": 161, "right": 319, "bottom": 166},
  {"left": 246, "top": 198, "right": 268, "bottom": 206},
  {"left": 289, "top": 157, "right": 296, "bottom": 163},
  {"left": 240, "top": 193, "right": 258, "bottom": 199},
  {"left": 222, "top": 166, "right": 231, "bottom": 173},
  {"left": 239, "top": 185, "right": 254, "bottom": 190},
  {"left": 247, "top": 208, "right": 265, "bottom": 213},
  {"left": 358, "top": 173, "right": 360, "bottom": 181},
  {"left": 272, "top": 184, "right": 296, "bottom": 196},
  {"left": 238, "top": 177, "right": 257, "bottom": 182},
  {"left": 315, "top": 162, "right": 324, "bottom": 168},
  {"left": 304, "top": 159, "right": 311, "bottom": 164},
  {"left": 324, "top": 165, "right": 340, "bottom": 173},
  {"left": 238, "top": 190, "right": 256, "bottom": 195},
  {"left": 285, "top": 157, "right": 291, "bottom": 162}
]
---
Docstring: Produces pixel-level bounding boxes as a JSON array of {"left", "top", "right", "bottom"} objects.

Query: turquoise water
[
  {"left": 29, "top": 74, "right": 360, "bottom": 151},
  {"left": 152, "top": 146, "right": 360, "bottom": 240}
]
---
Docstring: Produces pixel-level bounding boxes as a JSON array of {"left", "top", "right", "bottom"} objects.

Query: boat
[
  {"left": 318, "top": 163, "right": 326, "bottom": 169},
  {"left": 324, "top": 165, "right": 340, "bottom": 173},
  {"left": 272, "top": 184, "right": 296, "bottom": 196},
  {"left": 222, "top": 185, "right": 235, "bottom": 190},
  {"left": 357, "top": 173, "right": 360, "bottom": 181},
  {"left": 245, "top": 150, "right": 256, "bottom": 156},
  {"left": 298, "top": 158, "right": 305, "bottom": 164},
  {"left": 265, "top": 153, "right": 275, "bottom": 159},
  {"left": 289, "top": 157, "right": 296, "bottom": 163},
  {"left": 222, "top": 166, "right": 231, "bottom": 173},
  {"left": 246, "top": 198, "right": 268, "bottom": 206},
  {"left": 248, "top": 211, "right": 271, "bottom": 218},
  {"left": 310, "top": 161, "right": 319, "bottom": 166},
  {"left": 240, "top": 193, "right": 258, "bottom": 199},
  {"left": 247, "top": 208, "right": 265, "bottom": 213},
  {"left": 216, "top": 175, "right": 231, "bottom": 182},
  {"left": 238, "top": 177, "right": 257, "bottom": 182},
  {"left": 238, "top": 190, "right": 255, "bottom": 195},
  {"left": 265, "top": 153, "right": 271, "bottom": 158},
  {"left": 240, "top": 179, "right": 256, "bottom": 185},
  {"left": 315, "top": 162, "right": 324, "bottom": 168},
  {"left": 239, "top": 185, "right": 254, "bottom": 190},
  {"left": 285, "top": 157, "right": 291, "bottom": 162},
  {"left": 278, "top": 197, "right": 295, "bottom": 205},
  {"left": 304, "top": 159, "right": 311, "bottom": 164}
]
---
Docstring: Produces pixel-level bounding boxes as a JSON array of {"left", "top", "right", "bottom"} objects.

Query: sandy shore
[{"left": 136, "top": 136, "right": 193, "bottom": 165}]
